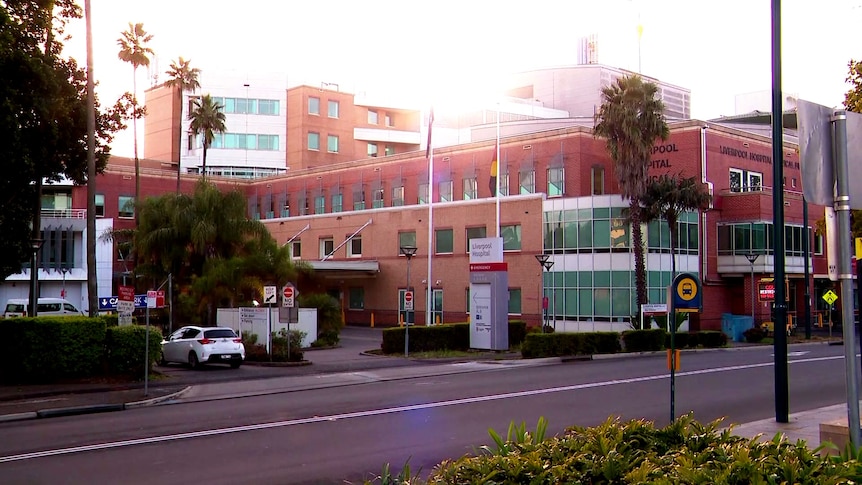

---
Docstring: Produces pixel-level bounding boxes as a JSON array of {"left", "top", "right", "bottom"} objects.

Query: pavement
[{"left": 0, "top": 328, "right": 854, "bottom": 452}]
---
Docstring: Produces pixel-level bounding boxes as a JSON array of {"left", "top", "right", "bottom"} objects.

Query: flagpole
[
  {"left": 426, "top": 108, "right": 434, "bottom": 326},
  {"left": 496, "top": 103, "right": 501, "bottom": 237}
]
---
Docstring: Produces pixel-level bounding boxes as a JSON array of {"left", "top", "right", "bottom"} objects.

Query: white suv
[{"left": 160, "top": 326, "right": 245, "bottom": 369}]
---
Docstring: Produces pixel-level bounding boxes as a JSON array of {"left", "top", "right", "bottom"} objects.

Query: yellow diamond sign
[{"left": 822, "top": 290, "right": 838, "bottom": 305}]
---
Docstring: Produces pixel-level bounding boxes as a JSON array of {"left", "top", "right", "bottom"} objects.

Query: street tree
[
  {"left": 594, "top": 74, "right": 669, "bottom": 308},
  {"left": 164, "top": 57, "right": 200, "bottom": 193},
  {"left": 117, "top": 22, "right": 153, "bottom": 222},
  {"left": 188, "top": 94, "right": 226, "bottom": 179}
]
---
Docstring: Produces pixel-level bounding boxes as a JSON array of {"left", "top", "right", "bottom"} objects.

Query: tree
[
  {"left": 640, "top": 175, "right": 713, "bottom": 278},
  {"left": 164, "top": 57, "right": 200, "bottom": 194},
  {"left": 188, "top": 94, "right": 226, "bottom": 179},
  {"left": 594, "top": 74, "right": 669, "bottom": 308},
  {"left": 117, "top": 22, "right": 153, "bottom": 222},
  {"left": 0, "top": 1, "right": 125, "bottom": 280},
  {"left": 845, "top": 59, "right": 862, "bottom": 113}
]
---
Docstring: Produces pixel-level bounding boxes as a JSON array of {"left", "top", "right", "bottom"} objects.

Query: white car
[{"left": 160, "top": 326, "right": 245, "bottom": 369}]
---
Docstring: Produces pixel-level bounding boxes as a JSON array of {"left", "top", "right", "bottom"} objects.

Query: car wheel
[
  {"left": 230, "top": 361, "right": 241, "bottom": 369},
  {"left": 188, "top": 351, "right": 200, "bottom": 369}
]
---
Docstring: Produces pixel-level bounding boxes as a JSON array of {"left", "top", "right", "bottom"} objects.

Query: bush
[
  {"left": 521, "top": 332, "right": 621, "bottom": 358},
  {"left": 271, "top": 328, "right": 305, "bottom": 362},
  {"left": 743, "top": 326, "right": 767, "bottom": 343},
  {"left": 699, "top": 330, "right": 728, "bottom": 348},
  {"left": 298, "top": 293, "right": 343, "bottom": 346},
  {"left": 106, "top": 325, "right": 163, "bottom": 376},
  {"left": 622, "top": 329, "right": 666, "bottom": 352}
]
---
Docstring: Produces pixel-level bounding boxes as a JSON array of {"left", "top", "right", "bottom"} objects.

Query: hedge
[
  {"left": 381, "top": 321, "right": 527, "bottom": 354},
  {"left": 521, "top": 332, "right": 621, "bottom": 358},
  {"left": 105, "top": 325, "right": 163, "bottom": 375}
]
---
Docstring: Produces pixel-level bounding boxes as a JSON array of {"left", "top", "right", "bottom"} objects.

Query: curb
[{"left": 125, "top": 386, "right": 192, "bottom": 409}]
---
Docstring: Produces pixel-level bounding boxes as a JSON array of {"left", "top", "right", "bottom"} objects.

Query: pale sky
[{"left": 63, "top": 0, "right": 861, "bottom": 158}]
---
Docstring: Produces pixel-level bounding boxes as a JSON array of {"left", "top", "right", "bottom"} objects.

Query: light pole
[
  {"left": 745, "top": 252, "right": 760, "bottom": 322},
  {"left": 535, "top": 254, "right": 553, "bottom": 332},
  {"left": 401, "top": 245, "right": 417, "bottom": 357},
  {"left": 28, "top": 238, "right": 44, "bottom": 317}
]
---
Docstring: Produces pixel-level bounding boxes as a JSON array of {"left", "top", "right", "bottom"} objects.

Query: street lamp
[
  {"left": 535, "top": 254, "right": 554, "bottom": 332},
  {"left": 745, "top": 252, "right": 760, "bottom": 322},
  {"left": 28, "top": 238, "right": 44, "bottom": 317},
  {"left": 400, "top": 245, "right": 417, "bottom": 357}
]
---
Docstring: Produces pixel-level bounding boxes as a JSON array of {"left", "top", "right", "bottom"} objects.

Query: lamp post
[
  {"left": 535, "top": 254, "right": 554, "bottom": 332},
  {"left": 400, "top": 245, "right": 417, "bottom": 357},
  {"left": 745, "top": 253, "right": 760, "bottom": 322},
  {"left": 28, "top": 238, "right": 44, "bottom": 317}
]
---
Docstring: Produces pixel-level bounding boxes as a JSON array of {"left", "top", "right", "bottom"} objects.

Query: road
[{"left": 0, "top": 342, "right": 852, "bottom": 484}]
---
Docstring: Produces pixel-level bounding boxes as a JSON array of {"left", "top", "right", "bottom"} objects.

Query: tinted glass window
[
  {"left": 204, "top": 329, "right": 237, "bottom": 339},
  {"left": 5, "top": 304, "right": 24, "bottom": 313},
  {"left": 183, "top": 329, "right": 201, "bottom": 339},
  {"left": 38, "top": 303, "right": 61, "bottom": 312},
  {"left": 64, "top": 303, "right": 78, "bottom": 312}
]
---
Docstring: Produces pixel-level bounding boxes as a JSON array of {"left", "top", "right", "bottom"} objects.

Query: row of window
[
  {"left": 308, "top": 97, "right": 339, "bottom": 118},
  {"left": 367, "top": 109, "right": 394, "bottom": 127},
  {"left": 716, "top": 222, "right": 821, "bottom": 256},
  {"left": 188, "top": 133, "right": 280, "bottom": 151},
  {"left": 207, "top": 97, "right": 280, "bottom": 116}
]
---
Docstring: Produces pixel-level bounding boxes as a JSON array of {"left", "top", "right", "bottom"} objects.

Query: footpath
[{"left": 0, "top": 332, "right": 854, "bottom": 451}]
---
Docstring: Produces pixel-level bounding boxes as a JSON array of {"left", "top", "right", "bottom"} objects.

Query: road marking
[{"left": 0, "top": 353, "right": 846, "bottom": 464}]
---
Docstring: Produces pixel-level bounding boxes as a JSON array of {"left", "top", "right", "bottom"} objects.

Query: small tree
[
  {"left": 298, "top": 293, "right": 344, "bottom": 346},
  {"left": 188, "top": 94, "right": 226, "bottom": 179}
]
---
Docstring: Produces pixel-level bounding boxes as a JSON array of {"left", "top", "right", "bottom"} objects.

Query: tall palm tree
[
  {"left": 594, "top": 74, "right": 669, "bottom": 309},
  {"left": 640, "top": 174, "right": 713, "bottom": 278},
  {"left": 188, "top": 94, "right": 226, "bottom": 179},
  {"left": 164, "top": 57, "right": 201, "bottom": 194},
  {"left": 117, "top": 22, "right": 153, "bottom": 223}
]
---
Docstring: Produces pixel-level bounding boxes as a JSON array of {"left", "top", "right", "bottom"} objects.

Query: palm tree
[
  {"left": 594, "top": 74, "right": 669, "bottom": 309},
  {"left": 640, "top": 175, "right": 713, "bottom": 278},
  {"left": 188, "top": 95, "right": 226, "bottom": 179},
  {"left": 117, "top": 22, "right": 154, "bottom": 223},
  {"left": 164, "top": 57, "right": 201, "bottom": 194}
]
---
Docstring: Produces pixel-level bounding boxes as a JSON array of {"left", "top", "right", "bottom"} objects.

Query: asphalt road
[{"left": 0, "top": 342, "right": 852, "bottom": 484}]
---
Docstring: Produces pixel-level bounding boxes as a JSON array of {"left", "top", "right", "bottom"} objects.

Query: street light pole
[
  {"left": 535, "top": 254, "right": 554, "bottom": 332},
  {"left": 401, "top": 245, "right": 417, "bottom": 357},
  {"left": 745, "top": 253, "right": 760, "bottom": 323},
  {"left": 28, "top": 238, "right": 44, "bottom": 317}
]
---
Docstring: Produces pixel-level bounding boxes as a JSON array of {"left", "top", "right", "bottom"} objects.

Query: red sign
[
  {"left": 469, "top": 262, "right": 508, "bottom": 272},
  {"left": 283, "top": 286, "right": 295, "bottom": 299},
  {"left": 404, "top": 291, "right": 413, "bottom": 302},
  {"left": 758, "top": 280, "right": 776, "bottom": 302},
  {"left": 118, "top": 285, "right": 135, "bottom": 302}
]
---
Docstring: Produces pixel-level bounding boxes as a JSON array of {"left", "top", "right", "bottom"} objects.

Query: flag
[
  {"left": 489, "top": 142, "right": 498, "bottom": 196},
  {"left": 425, "top": 108, "right": 434, "bottom": 159}
]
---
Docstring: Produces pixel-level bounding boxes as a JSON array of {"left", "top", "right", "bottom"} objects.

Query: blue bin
[{"left": 721, "top": 314, "right": 753, "bottom": 342}]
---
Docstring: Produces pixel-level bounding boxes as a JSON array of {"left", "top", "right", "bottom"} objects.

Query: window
[
  {"left": 308, "top": 132, "right": 320, "bottom": 151},
  {"left": 118, "top": 196, "right": 135, "bottom": 219},
  {"left": 729, "top": 168, "right": 743, "bottom": 192},
  {"left": 399, "top": 231, "right": 416, "bottom": 251},
  {"left": 548, "top": 167, "right": 564, "bottom": 197},
  {"left": 499, "top": 167, "right": 508, "bottom": 196},
  {"left": 385, "top": 146, "right": 395, "bottom": 156},
  {"left": 519, "top": 169, "right": 535, "bottom": 194},
  {"left": 319, "top": 238, "right": 334, "bottom": 259},
  {"left": 258, "top": 99, "right": 279, "bottom": 115},
  {"left": 435, "top": 228, "right": 454, "bottom": 254},
  {"left": 814, "top": 232, "right": 823, "bottom": 255},
  {"left": 730, "top": 168, "right": 763, "bottom": 192},
  {"left": 591, "top": 166, "right": 605, "bottom": 195},
  {"left": 385, "top": 114, "right": 392, "bottom": 126},
  {"left": 373, "top": 188, "right": 384, "bottom": 208},
  {"left": 463, "top": 177, "right": 477, "bottom": 200},
  {"left": 95, "top": 194, "right": 105, "bottom": 217},
  {"left": 466, "top": 226, "right": 487, "bottom": 253},
  {"left": 418, "top": 183, "right": 429, "bottom": 204},
  {"left": 748, "top": 171, "right": 763, "bottom": 191},
  {"left": 314, "top": 195, "right": 325, "bottom": 214},
  {"left": 439, "top": 180, "right": 453, "bottom": 202},
  {"left": 327, "top": 135, "right": 339, "bottom": 153},
  {"left": 392, "top": 185, "right": 404, "bottom": 207},
  {"left": 291, "top": 240, "right": 301, "bottom": 259},
  {"left": 331, "top": 192, "right": 343, "bottom": 212},
  {"left": 502, "top": 224, "right": 522, "bottom": 251},
  {"left": 348, "top": 287, "right": 364, "bottom": 310},
  {"left": 257, "top": 134, "right": 279, "bottom": 150},
  {"left": 328, "top": 100, "right": 339, "bottom": 118},
  {"left": 367, "top": 143, "right": 378, "bottom": 157},
  {"left": 508, "top": 288, "right": 521, "bottom": 315},
  {"left": 353, "top": 188, "right": 365, "bottom": 210},
  {"left": 348, "top": 236, "right": 362, "bottom": 258},
  {"left": 309, "top": 96, "right": 320, "bottom": 115},
  {"left": 368, "top": 109, "right": 378, "bottom": 124}
]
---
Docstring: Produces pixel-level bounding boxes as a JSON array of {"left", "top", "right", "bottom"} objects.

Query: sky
[{"left": 61, "top": 0, "right": 861, "bottom": 158}]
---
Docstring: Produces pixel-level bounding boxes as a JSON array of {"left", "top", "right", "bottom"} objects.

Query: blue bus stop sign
[{"left": 671, "top": 273, "right": 702, "bottom": 312}]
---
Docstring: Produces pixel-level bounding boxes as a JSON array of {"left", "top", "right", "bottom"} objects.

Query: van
[{"left": 3, "top": 298, "right": 84, "bottom": 318}]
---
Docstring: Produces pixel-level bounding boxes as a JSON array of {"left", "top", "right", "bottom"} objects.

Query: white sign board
[
  {"left": 469, "top": 237, "right": 503, "bottom": 263},
  {"left": 469, "top": 283, "right": 492, "bottom": 349},
  {"left": 404, "top": 290, "right": 414, "bottom": 311},
  {"left": 641, "top": 303, "right": 668, "bottom": 314},
  {"left": 146, "top": 290, "right": 157, "bottom": 309},
  {"left": 282, "top": 285, "right": 295, "bottom": 308},
  {"left": 264, "top": 286, "right": 277, "bottom": 305}
]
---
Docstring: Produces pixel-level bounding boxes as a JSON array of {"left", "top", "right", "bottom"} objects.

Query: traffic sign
[
  {"left": 146, "top": 290, "right": 157, "bottom": 309},
  {"left": 282, "top": 285, "right": 295, "bottom": 308},
  {"left": 404, "top": 290, "right": 414, "bottom": 311},
  {"left": 264, "top": 285, "right": 277, "bottom": 304},
  {"left": 118, "top": 285, "right": 135, "bottom": 302},
  {"left": 823, "top": 289, "right": 838, "bottom": 305},
  {"left": 671, "top": 273, "right": 702, "bottom": 313}
]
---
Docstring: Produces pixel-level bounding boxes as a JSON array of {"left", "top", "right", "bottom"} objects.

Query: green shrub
[
  {"left": 0, "top": 317, "right": 107, "bottom": 383},
  {"left": 381, "top": 321, "right": 527, "bottom": 354},
  {"left": 507, "top": 320, "right": 527, "bottom": 346},
  {"left": 622, "top": 329, "right": 666, "bottom": 352},
  {"left": 743, "top": 326, "right": 767, "bottom": 343},
  {"left": 105, "top": 325, "right": 163, "bottom": 376},
  {"left": 271, "top": 328, "right": 305, "bottom": 362},
  {"left": 521, "top": 332, "right": 621, "bottom": 358},
  {"left": 298, "top": 293, "right": 344, "bottom": 346},
  {"left": 698, "top": 330, "right": 728, "bottom": 348}
]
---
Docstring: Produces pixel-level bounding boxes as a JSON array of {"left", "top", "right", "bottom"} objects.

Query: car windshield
[{"left": 204, "top": 329, "right": 237, "bottom": 339}]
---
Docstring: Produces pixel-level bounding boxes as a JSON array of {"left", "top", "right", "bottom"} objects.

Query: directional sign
[
  {"left": 404, "top": 290, "right": 414, "bottom": 311},
  {"left": 99, "top": 294, "right": 152, "bottom": 311},
  {"left": 282, "top": 285, "right": 295, "bottom": 308},
  {"left": 823, "top": 289, "right": 838, "bottom": 305},
  {"left": 264, "top": 286, "right": 277, "bottom": 305}
]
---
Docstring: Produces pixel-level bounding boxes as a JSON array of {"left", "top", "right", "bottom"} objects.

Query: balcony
[
  {"left": 717, "top": 185, "right": 804, "bottom": 221},
  {"left": 41, "top": 208, "right": 87, "bottom": 219}
]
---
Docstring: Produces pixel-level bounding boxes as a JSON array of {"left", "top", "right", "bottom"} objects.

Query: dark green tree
[
  {"left": 0, "top": 1, "right": 125, "bottom": 280},
  {"left": 594, "top": 74, "right": 669, "bottom": 307},
  {"left": 188, "top": 94, "right": 226, "bottom": 179}
]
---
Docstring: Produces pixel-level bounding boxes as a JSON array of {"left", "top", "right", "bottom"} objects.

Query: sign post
[
  {"left": 669, "top": 273, "right": 702, "bottom": 421},
  {"left": 263, "top": 286, "right": 277, "bottom": 360},
  {"left": 281, "top": 284, "right": 297, "bottom": 360},
  {"left": 823, "top": 289, "right": 838, "bottom": 338},
  {"left": 118, "top": 285, "right": 134, "bottom": 326}
]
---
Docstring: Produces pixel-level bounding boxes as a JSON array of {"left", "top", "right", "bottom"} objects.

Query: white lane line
[{"left": 0, "top": 354, "right": 845, "bottom": 464}]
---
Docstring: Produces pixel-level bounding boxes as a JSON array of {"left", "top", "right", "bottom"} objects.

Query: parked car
[
  {"left": 160, "top": 326, "right": 245, "bottom": 369},
  {"left": 3, "top": 298, "right": 84, "bottom": 318}
]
